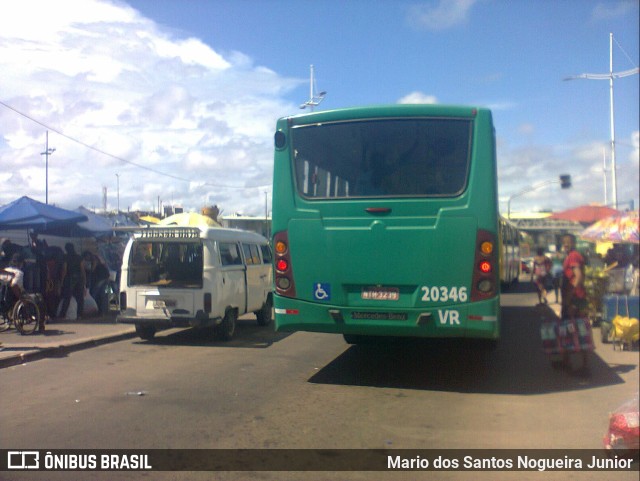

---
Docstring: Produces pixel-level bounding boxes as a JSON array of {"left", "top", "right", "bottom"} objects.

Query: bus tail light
[
  {"left": 273, "top": 231, "right": 296, "bottom": 298},
  {"left": 119, "top": 292, "right": 127, "bottom": 311},
  {"left": 471, "top": 229, "right": 497, "bottom": 302}
]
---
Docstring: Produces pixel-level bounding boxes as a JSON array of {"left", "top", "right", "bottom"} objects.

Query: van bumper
[{"left": 117, "top": 309, "right": 221, "bottom": 329}]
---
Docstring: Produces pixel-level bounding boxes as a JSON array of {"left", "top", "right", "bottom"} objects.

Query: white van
[{"left": 117, "top": 226, "right": 273, "bottom": 341}]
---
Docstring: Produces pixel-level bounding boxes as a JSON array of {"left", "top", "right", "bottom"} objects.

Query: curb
[{"left": 0, "top": 330, "right": 138, "bottom": 369}]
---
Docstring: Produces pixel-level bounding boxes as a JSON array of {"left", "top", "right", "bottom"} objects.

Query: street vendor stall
[{"left": 581, "top": 211, "right": 639, "bottom": 349}]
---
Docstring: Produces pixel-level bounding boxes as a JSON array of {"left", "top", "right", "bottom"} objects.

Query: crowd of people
[
  {"left": 533, "top": 234, "right": 639, "bottom": 318},
  {"left": 1, "top": 233, "right": 113, "bottom": 325}
]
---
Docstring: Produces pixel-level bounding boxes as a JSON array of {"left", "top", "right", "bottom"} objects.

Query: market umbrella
[
  {"left": 0, "top": 196, "right": 87, "bottom": 230},
  {"left": 581, "top": 210, "right": 639, "bottom": 244},
  {"left": 158, "top": 212, "right": 221, "bottom": 228}
]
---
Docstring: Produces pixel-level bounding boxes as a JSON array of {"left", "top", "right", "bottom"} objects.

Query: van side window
[
  {"left": 260, "top": 244, "right": 272, "bottom": 264},
  {"left": 242, "top": 243, "right": 261, "bottom": 265},
  {"left": 250, "top": 245, "right": 261, "bottom": 265},
  {"left": 220, "top": 243, "right": 242, "bottom": 266},
  {"left": 242, "top": 244, "right": 254, "bottom": 265}
]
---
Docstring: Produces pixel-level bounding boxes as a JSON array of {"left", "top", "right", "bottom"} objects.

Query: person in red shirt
[{"left": 561, "top": 234, "right": 587, "bottom": 319}]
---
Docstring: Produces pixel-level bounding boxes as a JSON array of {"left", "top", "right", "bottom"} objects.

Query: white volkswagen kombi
[{"left": 117, "top": 226, "right": 272, "bottom": 341}]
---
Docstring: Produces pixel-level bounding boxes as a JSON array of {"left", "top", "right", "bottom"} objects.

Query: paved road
[{"left": 1, "top": 285, "right": 638, "bottom": 481}]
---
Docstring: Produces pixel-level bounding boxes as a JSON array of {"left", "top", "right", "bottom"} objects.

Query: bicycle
[{"left": 0, "top": 270, "right": 42, "bottom": 335}]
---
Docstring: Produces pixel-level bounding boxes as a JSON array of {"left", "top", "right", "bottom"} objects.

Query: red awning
[{"left": 549, "top": 205, "right": 620, "bottom": 224}]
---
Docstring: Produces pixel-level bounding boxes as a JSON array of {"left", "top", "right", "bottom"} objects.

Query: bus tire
[
  {"left": 255, "top": 296, "right": 272, "bottom": 326},
  {"left": 135, "top": 324, "right": 156, "bottom": 341},
  {"left": 216, "top": 308, "right": 237, "bottom": 341}
]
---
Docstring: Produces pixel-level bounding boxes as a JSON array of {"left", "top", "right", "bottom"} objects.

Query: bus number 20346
[{"left": 421, "top": 286, "right": 468, "bottom": 303}]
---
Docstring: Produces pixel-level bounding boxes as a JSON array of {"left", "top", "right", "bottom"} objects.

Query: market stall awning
[
  {"left": 549, "top": 205, "right": 620, "bottom": 225},
  {"left": 0, "top": 196, "right": 87, "bottom": 230},
  {"left": 581, "top": 211, "right": 639, "bottom": 244}
]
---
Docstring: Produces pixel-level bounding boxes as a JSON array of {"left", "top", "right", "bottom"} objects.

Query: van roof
[{"left": 130, "top": 226, "right": 269, "bottom": 244}]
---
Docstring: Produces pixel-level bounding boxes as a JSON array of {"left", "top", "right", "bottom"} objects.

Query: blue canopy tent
[
  {"left": 35, "top": 206, "right": 116, "bottom": 238},
  {"left": 0, "top": 196, "right": 87, "bottom": 230}
]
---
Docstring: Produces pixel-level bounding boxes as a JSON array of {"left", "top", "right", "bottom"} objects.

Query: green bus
[{"left": 272, "top": 105, "right": 500, "bottom": 344}]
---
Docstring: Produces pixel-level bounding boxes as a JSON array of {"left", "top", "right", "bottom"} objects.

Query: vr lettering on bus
[
  {"left": 420, "top": 286, "right": 468, "bottom": 303},
  {"left": 437, "top": 310, "right": 460, "bottom": 325}
]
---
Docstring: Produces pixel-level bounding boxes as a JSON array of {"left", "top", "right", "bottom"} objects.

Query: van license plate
[
  {"left": 361, "top": 287, "right": 399, "bottom": 301},
  {"left": 154, "top": 300, "right": 176, "bottom": 308}
]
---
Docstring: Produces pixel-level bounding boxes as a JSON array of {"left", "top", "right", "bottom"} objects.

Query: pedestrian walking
[{"left": 59, "top": 243, "right": 85, "bottom": 320}]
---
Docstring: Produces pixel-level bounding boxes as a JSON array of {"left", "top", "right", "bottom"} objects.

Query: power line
[{"left": 0, "top": 99, "right": 270, "bottom": 190}]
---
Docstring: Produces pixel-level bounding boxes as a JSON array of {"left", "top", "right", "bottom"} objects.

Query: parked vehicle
[{"left": 117, "top": 226, "right": 272, "bottom": 341}]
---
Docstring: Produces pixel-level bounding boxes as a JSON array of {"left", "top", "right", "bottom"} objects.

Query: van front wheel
[
  {"left": 215, "top": 309, "right": 237, "bottom": 341},
  {"left": 135, "top": 324, "right": 156, "bottom": 341}
]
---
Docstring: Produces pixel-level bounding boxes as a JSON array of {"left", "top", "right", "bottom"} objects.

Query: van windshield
[{"left": 129, "top": 240, "right": 203, "bottom": 288}]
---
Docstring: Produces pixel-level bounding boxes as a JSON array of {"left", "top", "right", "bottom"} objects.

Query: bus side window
[{"left": 220, "top": 243, "right": 242, "bottom": 266}]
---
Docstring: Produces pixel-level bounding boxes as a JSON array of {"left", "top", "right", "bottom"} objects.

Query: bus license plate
[{"left": 361, "top": 287, "right": 399, "bottom": 301}]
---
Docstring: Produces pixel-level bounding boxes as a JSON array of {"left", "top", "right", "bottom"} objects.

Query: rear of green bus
[{"left": 272, "top": 105, "right": 500, "bottom": 342}]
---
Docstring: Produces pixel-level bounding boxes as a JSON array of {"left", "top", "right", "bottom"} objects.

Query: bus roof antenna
[{"left": 300, "top": 64, "right": 326, "bottom": 111}]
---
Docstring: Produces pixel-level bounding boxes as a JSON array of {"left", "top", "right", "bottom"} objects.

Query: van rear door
[
  {"left": 219, "top": 242, "right": 246, "bottom": 314},
  {"left": 242, "top": 243, "right": 266, "bottom": 312}
]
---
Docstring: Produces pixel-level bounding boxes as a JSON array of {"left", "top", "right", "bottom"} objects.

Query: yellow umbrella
[
  {"left": 158, "top": 212, "right": 221, "bottom": 228},
  {"left": 139, "top": 215, "right": 160, "bottom": 224}
]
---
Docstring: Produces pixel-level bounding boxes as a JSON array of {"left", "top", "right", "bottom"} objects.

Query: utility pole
[
  {"left": 116, "top": 173, "right": 120, "bottom": 213},
  {"left": 564, "top": 33, "right": 639, "bottom": 210},
  {"left": 40, "top": 130, "right": 56, "bottom": 205}
]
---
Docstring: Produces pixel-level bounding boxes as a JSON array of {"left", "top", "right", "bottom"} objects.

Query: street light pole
[
  {"left": 115, "top": 173, "right": 120, "bottom": 213},
  {"left": 300, "top": 64, "right": 327, "bottom": 111},
  {"left": 564, "top": 33, "right": 639, "bottom": 210},
  {"left": 40, "top": 130, "right": 56, "bottom": 205}
]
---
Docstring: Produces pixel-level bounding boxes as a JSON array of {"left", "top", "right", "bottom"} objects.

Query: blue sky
[{"left": 0, "top": 0, "right": 638, "bottom": 216}]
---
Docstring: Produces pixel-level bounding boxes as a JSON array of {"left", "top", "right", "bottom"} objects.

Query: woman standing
[{"left": 533, "top": 247, "right": 552, "bottom": 305}]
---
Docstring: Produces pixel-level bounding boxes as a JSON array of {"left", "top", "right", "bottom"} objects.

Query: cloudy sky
[{"left": 0, "top": 0, "right": 638, "bottom": 217}]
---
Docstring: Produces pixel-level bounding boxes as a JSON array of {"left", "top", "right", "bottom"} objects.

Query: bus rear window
[
  {"left": 129, "top": 240, "right": 203, "bottom": 288},
  {"left": 291, "top": 118, "right": 472, "bottom": 198}
]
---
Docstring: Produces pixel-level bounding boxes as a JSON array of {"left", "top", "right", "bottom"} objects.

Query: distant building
[
  {"left": 506, "top": 211, "right": 582, "bottom": 250},
  {"left": 163, "top": 205, "right": 183, "bottom": 217},
  {"left": 221, "top": 213, "right": 271, "bottom": 238}
]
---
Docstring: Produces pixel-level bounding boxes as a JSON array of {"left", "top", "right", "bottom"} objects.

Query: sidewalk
[{"left": 0, "top": 312, "right": 136, "bottom": 369}]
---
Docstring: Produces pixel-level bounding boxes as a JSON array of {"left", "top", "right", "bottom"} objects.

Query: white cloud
[
  {"left": 518, "top": 123, "right": 535, "bottom": 136},
  {"left": 408, "top": 0, "right": 477, "bottom": 31},
  {"left": 398, "top": 91, "right": 438, "bottom": 104},
  {"left": 630, "top": 131, "right": 639, "bottom": 165},
  {"left": 0, "top": 0, "right": 299, "bottom": 215},
  {"left": 591, "top": 1, "right": 636, "bottom": 21}
]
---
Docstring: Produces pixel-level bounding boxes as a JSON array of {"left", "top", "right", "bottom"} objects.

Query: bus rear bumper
[{"left": 274, "top": 295, "right": 500, "bottom": 339}]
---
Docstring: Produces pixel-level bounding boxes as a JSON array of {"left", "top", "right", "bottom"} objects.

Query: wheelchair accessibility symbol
[{"left": 314, "top": 283, "right": 331, "bottom": 301}]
